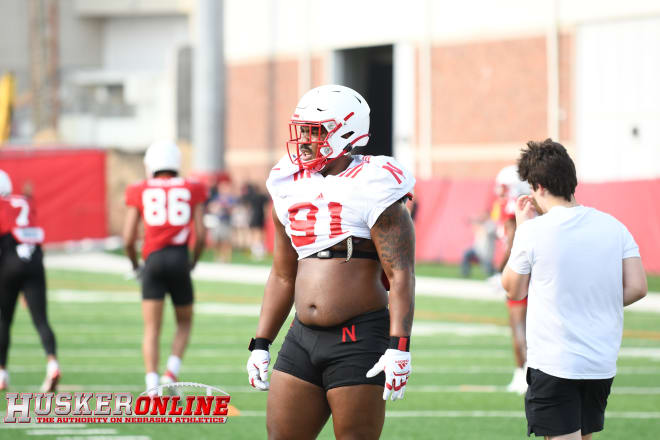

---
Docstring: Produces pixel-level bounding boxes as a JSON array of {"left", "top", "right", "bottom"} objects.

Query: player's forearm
[
  {"left": 255, "top": 273, "right": 295, "bottom": 341},
  {"left": 191, "top": 237, "right": 205, "bottom": 268},
  {"left": 623, "top": 286, "right": 646, "bottom": 306},
  {"left": 622, "top": 257, "right": 647, "bottom": 306},
  {"left": 124, "top": 244, "right": 139, "bottom": 270},
  {"left": 388, "top": 272, "right": 415, "bottom": 336},
  {"left": 191, "top": 205, "right": 206, "bottom": 268},
  {"left": 499, "top": 221, "right": 515, "bottom": 272}
]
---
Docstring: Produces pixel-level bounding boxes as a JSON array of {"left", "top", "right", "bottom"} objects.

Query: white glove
[
  {"left": 366, "top": 349, "right": 411, "bottom": 401},
  {"left": 246, "top": 349, "right": 270, "bottom": 390},
  {"left": 16, "top": 244, "right": 35, "bottom": 261},
  {"left": 125, "top": 265, "right": 144, "bottom": 281}
]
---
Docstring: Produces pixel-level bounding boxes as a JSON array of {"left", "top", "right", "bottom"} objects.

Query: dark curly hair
[{"left": 517, "top": 139, "right": 577, "bottom": 202}]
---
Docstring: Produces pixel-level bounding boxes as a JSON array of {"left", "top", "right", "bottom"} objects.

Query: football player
[
  {"left": 246, "top": 85, "right": 416, "bottom": 439},
  {"left": 491, "top": 165, "right": 531, "bottom": 394},
  {"left": 123, "top": 141, "right": 206, "bottom": 395},
  {"left": 0, "top": 169, "right": 60, "bottom": 391}
]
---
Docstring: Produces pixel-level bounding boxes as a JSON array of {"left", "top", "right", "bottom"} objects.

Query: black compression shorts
[
  {"left": 142, "top": 245, "right": 193, "bottom": 306},
  {"left": 273, "top": 308, "right": 389, "bottom": 390}
]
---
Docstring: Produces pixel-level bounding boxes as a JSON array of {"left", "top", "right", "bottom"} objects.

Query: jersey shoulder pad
[
  {"left": 125, "top": 180, "right": 147, "bottom": 207},
  {"left": 350, "top": 156, "right": 416, "bottom": 228},
  {"left": 357, "top": 155, "right": 415, "bottom": 191},
  {"left": 184, "top": 176, "right": 202, "bottom": 185},
  {"left": 185, "top": 178, "right": 208, "bottom": 204},
  {"left": 267, "top": 155, "right": 301, "bottom": 197}
]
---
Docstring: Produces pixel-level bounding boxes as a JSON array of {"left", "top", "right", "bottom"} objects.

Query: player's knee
[
  {"left": 175, "top": 315, "right": 192, "bottom": 328},
  {"left": 333, "top": 425, "right": 381, "bottom": 440},
  {"left": 175, "top": 322, "right": 192, "bottom": 336},
  {"left": 34, "top": 320, "right": 52, "bottom": 334},
  {"left": 266, "top": 419, "right": 289, "bottom": 440},
  {"left": 143, "top": 324, "right": 160, "bottom": 339},
  {"left": 332, "top": 416, "right": 383, "bottom": 440},
  {"left": 266, "top": 416, "right": 314, "bottom": 440}
]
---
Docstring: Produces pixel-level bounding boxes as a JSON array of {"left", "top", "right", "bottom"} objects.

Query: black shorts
[
  {"left": 142, "top": 245, "right": 193, "bottom": 306},
  {"left": 0, "top": 238, "right": 46, "bottom": 308},
  {"left": 0, "top": 237, "right": 45, "bottom": 282},
  {"left": 525, "top": 367, "right": 614, "bottom": 437},
  {"left": 273, "top": 309, "right": 389, "bottom": 390}
]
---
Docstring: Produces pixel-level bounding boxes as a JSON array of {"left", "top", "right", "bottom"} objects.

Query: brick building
[{"left": 3, "top": 0, "right": 660, "bottom": 184}]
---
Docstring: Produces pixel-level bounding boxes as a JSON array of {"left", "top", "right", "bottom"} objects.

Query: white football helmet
[
  {"left": 0, "top": 170, "right": 12, "bottom": 196},
  {"left": 144, "top": 140, "right": 181, "bottom": 177},
  {"left": 495, "top": 165, "right": 530, "bottom": 198},
  {"left": 287, "top": 84, "right": 370, "bottom": 173}
]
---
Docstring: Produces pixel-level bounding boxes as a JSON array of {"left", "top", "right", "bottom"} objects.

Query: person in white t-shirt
[
  {"left": 502, "top": 139, "right": 647, "bottom": 440},
  {"left": 245, "top": 85, "right": 416, "bottom": 439}
]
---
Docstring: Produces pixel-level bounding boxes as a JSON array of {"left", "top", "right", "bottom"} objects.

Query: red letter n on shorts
[{"left": 342, "top": 324, "right": 356, "bottom": 343}]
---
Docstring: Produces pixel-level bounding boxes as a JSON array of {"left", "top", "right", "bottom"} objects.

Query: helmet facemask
[
  {"left": 287, "top": 119, "right": 342, "bottom": 173},
  {"left": 286, "top": 85, "right": 371, "bottom": 173}
]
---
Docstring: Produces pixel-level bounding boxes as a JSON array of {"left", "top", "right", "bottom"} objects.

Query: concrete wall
[{"left": 59, "top": 14, "right": 189, "bottom": 149}]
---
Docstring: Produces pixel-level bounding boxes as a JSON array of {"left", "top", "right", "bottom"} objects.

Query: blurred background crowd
[{"left": 204, "top": 177, "right": 268, "bottom": 262}]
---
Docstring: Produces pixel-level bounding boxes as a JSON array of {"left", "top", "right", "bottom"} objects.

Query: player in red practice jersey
[
  {"left": 123, "top": 140, "right": 206, "bottom": 395},
  {"left": 0, "top": 169, "right": 60, "bottom": 392},
  {"left": 491, "top": 165, "right": 531, "bottom": 394}
]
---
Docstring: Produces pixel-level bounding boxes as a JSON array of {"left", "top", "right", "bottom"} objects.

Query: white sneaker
[
  {"left": 145, "top": 372, "right": 159, "bottom": 396},
  {"left": 0, "top": 370, "right": 9, "bottom": 391},
  {"left": 506, "top": 367, "right": 528, "bottom": 395},
  {"left": 160, "top": 370, "right": 181, "bottom": 396},
  {"left": 40, "top": 368, "right": 60, "bottom": 393}
]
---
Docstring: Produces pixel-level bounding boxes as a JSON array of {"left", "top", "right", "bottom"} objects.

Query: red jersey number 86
[{"left": 142, "top": 187, "right": 191, "bottom": 226}]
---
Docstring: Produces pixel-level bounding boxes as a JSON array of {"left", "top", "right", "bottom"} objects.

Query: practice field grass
[{"left": 1, "top": 268, "right": 659, "bottom": 439}]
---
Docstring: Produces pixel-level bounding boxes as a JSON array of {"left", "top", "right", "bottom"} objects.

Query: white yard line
[
  {"left": 0, "top": 424, "right": 88, "bottom": 430},
  {"left": 52, "top": 291, "right": 514, "bottom": 337},
  {"left": 10, "top": 347, "right": 660, "bottom": 360},
  {"left": 9, "top": 346, "right": 660, "bottom": 361},
  {"left": 8, "top": 365, "right": 660, "bottom": 375},
  {"left": 11, "top": 384, "right": 660, "bottom": 395},
  {"left": 8, "top": 409, "right": 660, "bottom": 421},
  {"left": 26, "top": 428, "right": 117, "bottom": 435},
  {"left": 50, "top": 290, "right": 140, "bottom": 303},
  {"left": 55, "top": 437, "right": 149, "bottom": 440},
  {"left": 44, "top": 252, "right": 660, "bottom": 313},
  {"left": 228, "top": 410, "right": 660, "bottom": 419}
]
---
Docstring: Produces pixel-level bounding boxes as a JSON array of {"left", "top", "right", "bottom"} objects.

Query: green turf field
[{"left": 1, "top": 268, "right": 659, "bottom": 439}]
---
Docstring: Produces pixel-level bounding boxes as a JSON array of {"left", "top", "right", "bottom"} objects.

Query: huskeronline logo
[{"left": 5, "top": 383, "right": 232, "bottom": 424}]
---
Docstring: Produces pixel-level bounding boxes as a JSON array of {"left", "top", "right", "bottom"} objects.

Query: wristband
[
  {"left": 248, "top": 337, "right": 272, "bottom": 351},
  {"left": 389, "top": 336, "right": 410, "bottom": 352}
]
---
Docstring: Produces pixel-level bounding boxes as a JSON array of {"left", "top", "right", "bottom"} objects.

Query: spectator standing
[{"left": 503, "top": 139, "right": 647, "bottom": 439}]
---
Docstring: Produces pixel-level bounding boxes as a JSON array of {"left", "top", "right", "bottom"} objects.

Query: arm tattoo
[
  {"left": 373, "top": 201, "right": 416, "bottom": 336},
  {"left": 372, "top": 202, "right": 415, "bottom": 271}
]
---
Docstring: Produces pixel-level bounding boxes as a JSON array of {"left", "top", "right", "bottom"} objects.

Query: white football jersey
[{"left": 267, "top": 154, "right": 416, "bottom": 259}]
